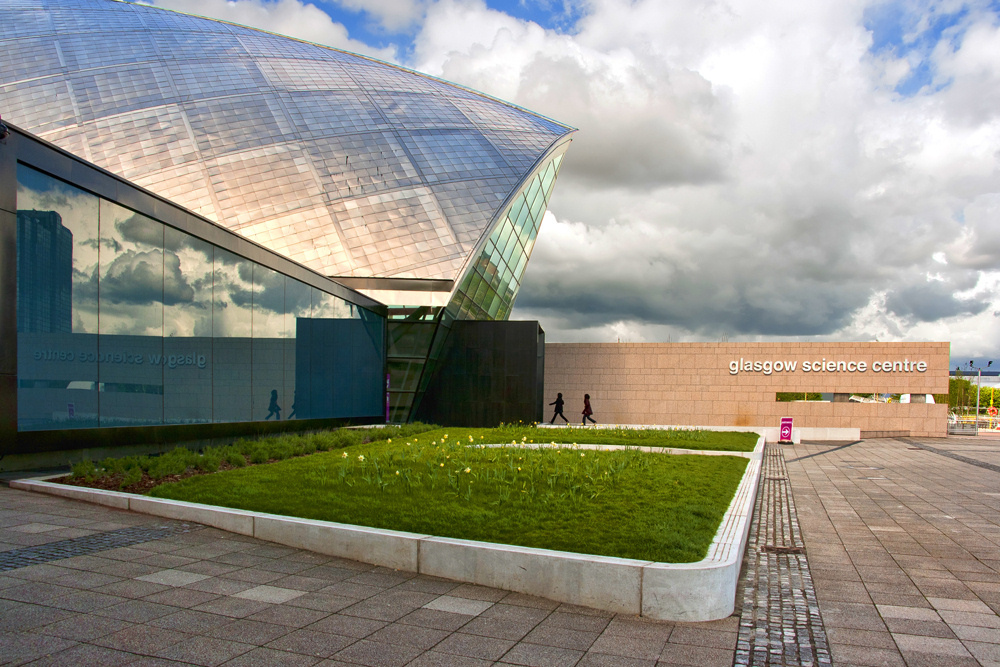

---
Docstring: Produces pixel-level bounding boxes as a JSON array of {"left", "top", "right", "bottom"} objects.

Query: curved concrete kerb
[{"left": 12, "top": 435, "right": 763, "bottom": 622}]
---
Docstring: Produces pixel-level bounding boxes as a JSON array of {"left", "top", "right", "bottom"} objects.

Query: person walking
[
  {"left": 549, "top": 392, "right": 568, "bottom": 424},
  {"left": 582, "top": 393, "right": 596, "bottom": 425},
  {"left": 265, "top": 389, "right": 281, "bottom": 420}
]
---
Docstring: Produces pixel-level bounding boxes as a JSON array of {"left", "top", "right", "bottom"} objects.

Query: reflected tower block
[{"left": 16, "top": 210, "right": 72, "bottom": 334}]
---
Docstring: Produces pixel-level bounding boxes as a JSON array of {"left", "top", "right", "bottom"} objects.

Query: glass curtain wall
[
  {"left": 448, "top": 151, "right": 566, "bottom": 322},
  {"left": 387, "top": 145, "right": 568, "bottom": 422},
  {"left": 15, "top": 165, "right": 384, "bottom": 431}
]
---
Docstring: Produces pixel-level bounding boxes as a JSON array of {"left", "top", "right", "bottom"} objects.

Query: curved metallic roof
[{"left": 0, "top": 0, "right": 573, "bottom": 282}]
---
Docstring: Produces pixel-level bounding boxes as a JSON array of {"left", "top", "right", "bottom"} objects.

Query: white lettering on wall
[{"left": 729, "top": 358, "right": 926, "bottom": 376}]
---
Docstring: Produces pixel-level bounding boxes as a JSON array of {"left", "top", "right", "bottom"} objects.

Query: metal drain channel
[{"left": 0, "top": 523, "right": 202, "bottom": 571}]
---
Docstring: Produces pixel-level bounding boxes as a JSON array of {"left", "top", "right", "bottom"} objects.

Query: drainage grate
[
  {"left": 0, "top": 523, "right": 202, "bottom": 571},
  {"left": 761, "top": 545, "right": 805, "bottom": 555}
]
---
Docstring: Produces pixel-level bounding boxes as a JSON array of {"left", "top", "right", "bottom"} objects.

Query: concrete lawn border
[
  {"left": 11, "top": 435, "right": 764, "bottom": 621},
  {"left": 537, "top": 422, "right": 860, "bottom": 443}
]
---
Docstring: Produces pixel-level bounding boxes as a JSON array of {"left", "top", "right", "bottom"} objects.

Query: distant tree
[
  {"left": 944, "top": 377, "right": 975, "bottom": 411},
  {"left": 776, "top": 392, "right": 824, "bottom": 402}
]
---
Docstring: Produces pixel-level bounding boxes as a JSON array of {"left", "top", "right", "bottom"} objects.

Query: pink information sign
[{"left": 779, "top": 417, "right": 793, "bottom": 442}]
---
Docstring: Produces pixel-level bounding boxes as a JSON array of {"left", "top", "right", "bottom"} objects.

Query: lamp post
[
  {"left": 976, "top": 367, "right": 981, "bottom": 430},
  {"left": 968, "top": 360, "right": 995, "bottom": 432}
]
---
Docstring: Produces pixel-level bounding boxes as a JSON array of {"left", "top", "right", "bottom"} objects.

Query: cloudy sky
[{"left": 146, "top": 0, "right": 1000, "bottom": 367}]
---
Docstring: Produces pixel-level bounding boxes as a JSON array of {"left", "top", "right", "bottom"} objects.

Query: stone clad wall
[{"left": 543, "top": 342, "right": 950, "bottom": 437}]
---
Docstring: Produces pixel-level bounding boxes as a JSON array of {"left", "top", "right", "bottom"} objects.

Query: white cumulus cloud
[
  {"left": 407, "top": 0, "right": 1000, "bottom": 361},
  {"left": 141, "top": 0, "right": 1000, "bottom": 361}
]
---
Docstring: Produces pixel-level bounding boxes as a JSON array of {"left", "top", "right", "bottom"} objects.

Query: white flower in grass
[
  {"left": 342, "top": 452, "right": 348, "bottom": 458},
  {"left": 357, "top": 455, "right": 365, "bottom": 461},
  {"left": 464, "top": 467, "right": 471, "bottom": 473}
]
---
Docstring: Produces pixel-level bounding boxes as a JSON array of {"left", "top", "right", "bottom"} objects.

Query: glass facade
[
  {"left": 0, "top": 0, "right": 575, "bottom": 287},
  {"left": 387, "top": 143, "right": 570, "bottom": 421},
  {"left": 448, "top": 149, "right": 568, "bottom": 322},
  {"left": 15, "top": 165, "right": 385, "bottom": 432},
  {"left": 2, "top": 1, "right": 576, "bottom": 429}
]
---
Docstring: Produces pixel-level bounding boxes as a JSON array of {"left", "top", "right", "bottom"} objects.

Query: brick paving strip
[
  {"left": 0, "top": 523, "right": 203, "bottom": 571},
  {"left": 734, "top": 443, "right": 832, "bottom": 667}
]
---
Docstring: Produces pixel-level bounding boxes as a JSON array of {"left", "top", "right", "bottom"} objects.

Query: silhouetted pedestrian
[
  {"left": 287, "top": 391, "right": 298, "bottom": 419},
  {"left": 582, "top": 393, "right": 596, "bottom": 425},
  {"left": 266, "top": 389, "right": 281, "bottom": 420},
  {"left": 549, "top": 392, "right": 568, "bottom": 424}
]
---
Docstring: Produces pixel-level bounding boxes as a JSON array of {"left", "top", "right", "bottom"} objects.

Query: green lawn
[
  {"left": 150, "top": 427, "right": 751, "bottom": 563},
  {"left": 516, "top": 424, "right": 759, "bottom": 451}
]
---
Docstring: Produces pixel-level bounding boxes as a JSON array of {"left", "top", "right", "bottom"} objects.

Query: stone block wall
[{"left": 543, "top": 342, "right": 950, "bottom": 437}]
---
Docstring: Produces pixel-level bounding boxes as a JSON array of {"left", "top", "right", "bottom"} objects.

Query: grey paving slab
[
  {"left": 21, "top": 641, "right": 141, "bottom": 666},
  {"left": 152, "top": 635, "right": 256, "bottom": 666},
  {"left": 332, "top": 638, "right": 425, "bottom": 666},
  {"left": 787, "top": 436, "right": 1000, "bottom": 667},
  {"left": 432, "top": 631, "right": 516, "bottom": 661},
  {"left": 235, "top": 584, "right": 308, "bottom": 604},
  {"left": 205, "top": 617, "right": 294, "bottom": 644},
  {"left": 245, "top": 603, "right": 328, "bottom": 628},
  {"left": 5, "top": 435, "right": 999, "bottom": 666},
  {"left": 264, "top": 628, "right": 355, "bottom": 657},
  {"left": 425, "top": 595, "right": 494, "bottom": 616}
]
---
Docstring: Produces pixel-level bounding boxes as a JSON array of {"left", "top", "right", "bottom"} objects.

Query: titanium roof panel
[{"left": 0, "top": 0, "right": 574, "bottom": 289}]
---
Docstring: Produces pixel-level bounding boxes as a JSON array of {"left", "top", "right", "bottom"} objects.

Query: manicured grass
[
  {"left": 66, "top": 423, "right": 438, "bottom": 493},
  {"left": 508, "top": 424, "right": 758, "bottom": 452},
  {"left": 150, "top": 426, "right": 751, "bottom": 563}
]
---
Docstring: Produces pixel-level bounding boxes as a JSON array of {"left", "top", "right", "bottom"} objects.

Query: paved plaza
[
  {"left": 0, "top": 436, "right": 998, "bottom": 666},
  {"left": 788, "top": 436, "right": 1000, "bottom": 667}
]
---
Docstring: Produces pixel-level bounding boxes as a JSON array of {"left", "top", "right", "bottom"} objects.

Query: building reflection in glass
[{"left": 15, "top": 165, "right": 385, "bottom": 431}]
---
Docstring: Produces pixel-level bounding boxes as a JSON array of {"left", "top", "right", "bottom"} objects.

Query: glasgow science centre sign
[{"left": 729, "top": 357, "right": 929, "bottom": 376}]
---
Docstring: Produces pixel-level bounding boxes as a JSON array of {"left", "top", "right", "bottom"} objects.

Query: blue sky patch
[
  {"left": 483, "top": 0, "right": 586, "bottom": 33},
  {"left": 311, "top": 0, "right": 587, "bottom": 59},
  {"left": 314, "top": 1, "right": 405, "bottom": 52},
  {"left": 862, "top": 1, "right": 1000, "bottom": 96}
]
